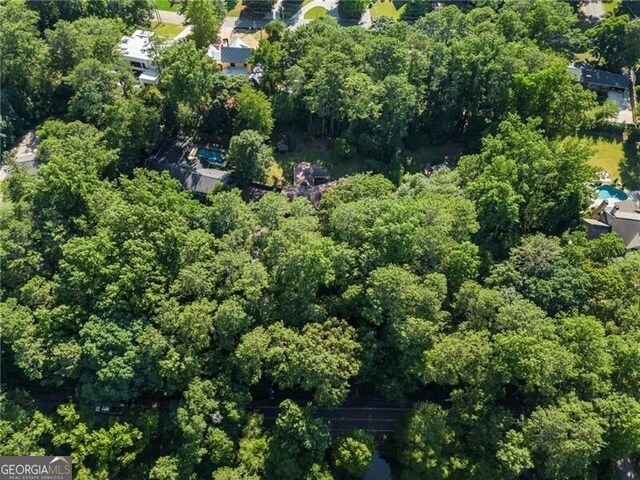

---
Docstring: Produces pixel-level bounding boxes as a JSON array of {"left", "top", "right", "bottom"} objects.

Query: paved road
[
  {"left": 254, "top": 405, "right": 412, "bottom": 432},
  {"left": 359, "top": 8, "right": 372, "bottom": 28},
  {"left": 173, "top": 24, "right": 192, "bottom": 41},
  {"left": 154, "top": 9, "right": 185, "bottom": 24},
  {"left": 288, "top": 0, "right": 340, "bottom": 29},
  {"left": 222, "top": 16, "right": 270, "bottom": 30},
  {"left": 0, "top": 130, "right": 39, "bottom": 180}
]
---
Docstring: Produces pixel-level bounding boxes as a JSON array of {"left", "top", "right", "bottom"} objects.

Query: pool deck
[
  {"left": 147, "top": 137, "right": 232, "bottom": 195},
  {"left": 590, "top": 185, "right": 630, "bottom": 209}
]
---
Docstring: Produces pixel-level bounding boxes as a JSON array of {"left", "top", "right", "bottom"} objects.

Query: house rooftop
[
  {"left": 139, "top": 68, "right": 160, "bottom": 83},
  {"left": 581, "top": 67, "right": 630, "bottom": 90},
  {"left": 293, "top": 162, "right": 330, "bottom": 188},
  {"left": 207, "top": 44, "right": 221, "bottom": 61},
  {"left": 168, "top": 164, "right": 230, "bottom": 195},
  {"left": 603, "top": 201, "right": 640, "bottom": 249},
  {"left": 221, "top": 46, "right": 253, "bottom": 64},
  {"left": 119, "top": 29, "right": 156, "bottom": 62}
]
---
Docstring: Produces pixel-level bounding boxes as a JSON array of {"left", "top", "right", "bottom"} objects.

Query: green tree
[
  {"left": 265, "top": 19, "right": 285, "bottom": 41},
  {"left": 185, "top": 0, "right": 226, "bottom": 49},
  {"left": 102, "top": 96, "right": 163, "bottom": 173},
  {"left": 376, "top": 74, "right": 417, "bottom": 160},
  {"left": 250, "top": 39, "right": 283, "bottom": 93},
  {"left": 332, "top": 430, "right": 374, "bottom": 478},
  {"left": 521, "top": 396, "right": 606, "bottom": 479},
  {"left": 499, "top": 0, "right": 580, "bottom": 52},
  {"left": 227, "top": 130, "right": 273, "bottom": 187},
  {"left": 0, "top": 390, "right": 53, "bottom": 456},
  {"left": 395, "top": 402, "right": 461, "bottom": 480},
  {"left": 509, "top": 60, "right": 598, "bottom": 137},
  {"left": 53, "top": 404, "right": 143, "bottom": 480},
  {"left": 243, "top": 0, "right": 276, "bottom": 14},
  {"left": 267, "top": 400, "right": 330, "bottom": 479},
  {"left": 45, "top": 17, "right": 125, "bottom": 74},
  {"left": 272, "top": 319, "right": 361, "bottom": 406},
  {"left": 338, "top": 0, "right": 368, "bottom": 19},
  {"left": 67, "top": 59, "right": 128, "bottom": 126},
  {"left": 459, "top": 116, "right": 594, "bottom": 254},
  {"left": 233, "top": 85, "right": 274, "bottom": 136},
  {"left": 589, "top": 14, "right": 640, "bottom": 71},
  {"left": 158, "top": 40, "right": 218, "bottom": 129},
  {"left": 0, "top": 0, "right": 52, "bottom": 146}
]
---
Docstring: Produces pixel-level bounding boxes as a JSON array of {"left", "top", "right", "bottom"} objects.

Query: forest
[{"left": 2, "top": 0, "right": 640, "bottom": 479}]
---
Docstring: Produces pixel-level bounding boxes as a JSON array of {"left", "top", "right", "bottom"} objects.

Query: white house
[{"left": 119, "top": 30, "right": 160, "bottom": 86}]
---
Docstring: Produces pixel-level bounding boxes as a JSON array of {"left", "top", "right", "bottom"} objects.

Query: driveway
[
  {"left": 288, "top": 0, "right": 340, "bottom": 29},
  {"left": 608, "top": 90, "right": 635, "bottom": 125},
  {"left": 0, "top": 130, "right": 39, "bottom": 180},
  {"left": 359, "top": 8, "right": 372, "bottom": 28}
]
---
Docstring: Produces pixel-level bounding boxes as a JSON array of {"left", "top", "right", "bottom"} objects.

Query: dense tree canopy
[{"left": 2, "top": 1, "right": 640, "bottom": 479}]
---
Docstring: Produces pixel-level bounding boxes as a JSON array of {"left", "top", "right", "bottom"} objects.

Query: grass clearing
[
  {"left": 604, "top": 0, "right": 621, "bottom": 14},
  {"left": 304, "top": 6, "right": 328, "bottom": 19},
  {"left": 573, "top": 51, "right": 596, "bottom": 63},
  {"left": 405, "top": 143, "right": 464, "bottom": 173},
  {"left": 282, "top": 0, "right": 315, "bottom": 19},
  {"left": 370, "top": 0, "right": 407, "bottom": 20},
  {"left": 150, "top": 20, "right": 185, "bottom": 38},
  {"left": 274, "top": 131, "right": 374, "bottom": 184},
  {"left": 155, "top": 0, "right": 181, "bottom": 12},
  {"left": 586, "top": 135, "right": 624, "bottom": 180}
]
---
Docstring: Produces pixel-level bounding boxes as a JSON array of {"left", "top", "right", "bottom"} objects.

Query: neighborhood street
[
  {"left": 154, "top": 8, "right": 185, "bottom": 24},
  {"left": 288, "top": 0, "right": 340, "bottom": 29}
]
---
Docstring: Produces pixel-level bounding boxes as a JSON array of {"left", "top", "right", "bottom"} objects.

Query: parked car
[{"left": 94, "top": 404, "right": 125, "bottom": 415}]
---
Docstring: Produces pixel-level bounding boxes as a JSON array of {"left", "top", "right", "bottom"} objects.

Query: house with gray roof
[
  {"left": 570, "top": 64, "right": 631, "bottom": 93},
  {"left": 585, "top": 200, "right": 640, "bottom": 250},
  {"left": 208, "top": 38, "right": 254, "bottom": 76}
]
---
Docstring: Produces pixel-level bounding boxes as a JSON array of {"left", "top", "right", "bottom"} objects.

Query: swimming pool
[
  {"left": 596, "top": 185, "right": 628, "bottom": 202},
  {"left": 196, "top": 147, "right": 226, "bottom": 168}
]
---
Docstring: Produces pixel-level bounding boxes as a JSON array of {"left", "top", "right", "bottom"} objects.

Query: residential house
[
  {"left": 282, "top": 162, "right": 336, "bottom": 206},
  {"left": 585, "top": 199, "right": 640, "bottom": 250},
  {"left": 119, "top": 30, "right": 160, "bottom": 86},
  {"left": 207, "top": 38, "right": 254, "bottom": 76},
  {"left": 569, "top": 63, "right": 635, "bottom": 125},
  {"left": 570, "top": 64, "right": 631, "bottom": 93},
  {"left": 168, "top": 164, "right": 231, "bottom": 196}
]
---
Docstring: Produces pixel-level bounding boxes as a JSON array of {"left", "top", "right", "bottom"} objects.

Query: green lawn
[
  {"left": 151, "top": 20, "right": 185, "bottom": 38},
  {"left": 405, "top": 143, "right": 464, "bottom": 173},
  {"left": 603, "top": 0, "right": 621, "bottom": 14},
  {"left": 227, "top": 0, "right": 245, "bottom": 17},
  {"left": 304, "top": 6, "right": 328, "bottom": 19},
  {"left": 370, "top": 0, "right": 406, "bottom": 20},
  {"left": 573, "top": 51, "right": 596, "bottom": 63},
  {"left": 587, "top": 136, "right": 624, "bottom": 180},
  {"left": 273, "top": 131, "right": 375, "bottom": 185},
  {"left": 155, "top": 0, "right": 181, "bottom": 12}
]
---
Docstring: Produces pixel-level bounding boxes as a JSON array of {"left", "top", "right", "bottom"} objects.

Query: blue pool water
[
  {"left": 596, "top": 185, "right": 628, "bottom": 201},
  {"left": 197, "top": 147, "right": 225, "bottom": 167}
]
